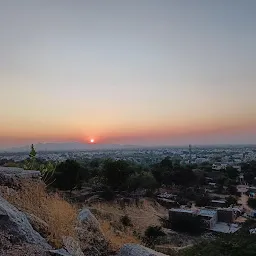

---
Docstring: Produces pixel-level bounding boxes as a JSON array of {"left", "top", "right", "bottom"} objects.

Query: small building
[
  {"left": 169, "top": 208, "right": 217, "bottom": 230},
  {"left": 157, "top": 198, "right": 178, "bottom": 208},
  {"left": 169, "top": 207, "right": 240, "bottom": 233},
  {"left": 217, "top": 208, "right": 236, "bottom": 223},
  {"left": 198, "top": 209, "right": 217, "bottom": 229},
  {"left": 211, "top": 199, "right": 226, "bottom": 208}
]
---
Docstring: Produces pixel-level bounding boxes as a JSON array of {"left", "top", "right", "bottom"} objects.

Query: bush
[
  {"left": 248, "top": 198, "right": 256, "bottom": 209},
  {"left": 226, "top": 196, "right": 237, "bottom": 207},
  {"left": 101, "top": 186, "right": 116, "bottom": 201},
  {"left": 53, "top": 160, "right": 82, "bottom": 191},
  {"left": 195, "top": 194, "right": 210, "bottom": 207},
  {"left": 159, "top": 216, "right": 170, "bottom": 228},
  {"left": 120, "top": 215, "right": 132, "bottom": 227},
  {"left": 143, "top": 226, "right": 165, "bottom": 246},
  {"left": 182, "top": 232, "right": 256, "bottom": 256}
]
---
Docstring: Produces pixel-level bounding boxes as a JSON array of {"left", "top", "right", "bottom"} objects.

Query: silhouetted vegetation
[
  {"left": 248, "top": 198, "right": 256, "bottom": 209},
  {"left": 120, "top": 215, "right": 132, "bottom": 227},
  {"left": 52, "top": 160, "right": 84, "bottom": 191},
  {"left": 182, "top": 227, "right": 256, "bottom": 256},
  {"left": 143, "top": 226, "right": 165, "bottom": 246}
]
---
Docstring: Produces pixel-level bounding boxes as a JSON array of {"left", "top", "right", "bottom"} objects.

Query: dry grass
[
  {"left": 89, "top": 199, "right": 168, "bottom": 251},
  {"left": 91, "top": 199, "right": 167, "bottom": 233},
  {"left": 100, "top": 220, "right": 140, "bottom": 252},
  {"left": 1, "top": 181, "right": 77, "bottom": 248}
]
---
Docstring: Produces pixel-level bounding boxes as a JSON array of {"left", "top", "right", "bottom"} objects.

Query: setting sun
[{"left": 90, "top": 139, "right": 95, "bottom": 143}]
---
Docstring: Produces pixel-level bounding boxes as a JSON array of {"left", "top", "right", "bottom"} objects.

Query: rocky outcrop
[
  {"left": 62, "top": 236, "right": 84, "bottom": 256},
  {"left": 25, "top": 212, "right": 50, "bottom": 238},
  {"left": 0, "top": 232, "right": 51, "bottom": 256},
  {"left": 78, "top": 208, "right": 100, "bottom": 228},
  {"left": 49, "top": 248, "right": 72, "bottom": 256},
  {"left": 118, "top": 244, "right": 168, "bottom": 256},
  {"left": 0, "top": 194, "right": 50, "bottom": 249},
  {"left": 0, "top": 167, "right": 41, "bottom": 187},
  {"left": 77, "top": 208, "right": 109, "bottom": 256}
]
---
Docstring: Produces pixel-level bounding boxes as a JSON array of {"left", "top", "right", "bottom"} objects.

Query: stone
[
  {"left": 62, "top": 236, "right": 84, "bottom": 256},
  {"left": 0, "top": 195, "right": 51, "bottom": 249},
  {"left": 0, "top": 167, "right": 41, "bottom": 187},
  {"left": 77, "top": 208, "right": 109, "bottom": 256},
  {"left": 118, "top": 244, "right": 168, "bottom": 256},
  {"left": 25, "top": 212, "right": 50, "bottom": 238},
  {"left": 49, "top": 248, "right": 72, "bottom": 256},
  {"left": 77, "top": 208, "right": 100, "bottom": 228}
]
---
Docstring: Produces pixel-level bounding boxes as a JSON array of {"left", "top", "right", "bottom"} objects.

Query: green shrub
[
  {"left": 143, "top": 226, "right": 165, "bottom": 246},
  {"left": 120, "top": 215, "right": 132, "bottom": 227},
  {"left": 101, "top": 186, "right": 115, "bottom": 201}
]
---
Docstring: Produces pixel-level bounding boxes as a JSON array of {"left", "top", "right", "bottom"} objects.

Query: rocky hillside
[{"left": 0, "top": 167, "right": 168, "bottom": 256}]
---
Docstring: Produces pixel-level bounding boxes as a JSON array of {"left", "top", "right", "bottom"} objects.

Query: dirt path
[{"left": 238, "top": 194, "right": 252, "bottom": 213}]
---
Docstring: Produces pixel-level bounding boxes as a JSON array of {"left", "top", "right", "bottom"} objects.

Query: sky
[{"left": 1, "top": 0, "right": 256, "bottom": 148}]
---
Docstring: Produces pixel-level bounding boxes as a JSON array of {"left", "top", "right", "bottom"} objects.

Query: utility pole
[{"left": 189, "top": 144, "right": 192, "bottom": 164}]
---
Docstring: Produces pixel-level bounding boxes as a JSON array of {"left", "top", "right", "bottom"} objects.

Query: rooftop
[
  {"left": 199, "top": 209, "right": 217, "bottom": 217},
  {"left": 170, "top": 209, "right": 194, "bottom": 214},
  {"left": 210, "top": 222, "right": 240, "bottom": 233},
  {"left": 211, "top": 200, "right": 226, "bottom": 204}
]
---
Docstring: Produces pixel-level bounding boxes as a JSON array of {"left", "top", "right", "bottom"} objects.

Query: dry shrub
[
  {"left": 100, "top": 220, "right": 139, "bottom": 252},
  {"left": 2, "top": 181, "right": 77, "bottom": 248}
]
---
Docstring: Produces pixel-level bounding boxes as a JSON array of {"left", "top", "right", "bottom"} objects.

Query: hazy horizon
[
  {"left": 1, "top": 141, "right": 256, "bottom": 152},
  {"left": 1, "top": 1, "right": 256, "bottom": 147}
]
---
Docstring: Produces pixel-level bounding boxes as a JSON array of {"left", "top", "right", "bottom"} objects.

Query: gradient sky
[{"left": 1, "top": 0, "right": 256, "bottom": 148}]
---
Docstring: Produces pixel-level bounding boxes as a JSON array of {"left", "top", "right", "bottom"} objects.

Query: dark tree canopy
[
  {"left": 53, "top": 160, "right": 82, "bottom": 191},
  {"left": 102, "top": 159, "right": 134, "bottom": 189}
]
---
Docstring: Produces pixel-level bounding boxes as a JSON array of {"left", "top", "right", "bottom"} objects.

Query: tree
[
  {"left": 182, "top": 231, "right": 256, "bottom": 256},
  {"left": 29, "top": 144, "right": 37, "bottom": 159},
  {"left": 126, "top": 172, "right": 158, "bottom": 191},
  {"left": 24, "top": 144, "right": 37, "bottom": 170},
  {"left": 226, "top": 196, "right": 237, "bottom": 207},
  {"left": 53, "top": 160, "right": 82, "bottom": 191},
  {"left": 228, "top": 185, "right": 238, "bottom": 196},
  {"left": 225, "top": 166, "right": 239, "bottom": 180},
  {"left": 195, "top": 194, "right": 211, "bottom": 207},
  {"left": 248, "top": 198, "right": 256, "bottom": 209},
  {"left": 102, "top": 159, "right": 134, "bottom": 189}
]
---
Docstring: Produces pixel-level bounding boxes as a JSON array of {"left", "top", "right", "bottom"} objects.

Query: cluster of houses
[
  {"left": 157, "top": 190, "right": 245, "bottom": 234},
  {"left": 169, "top": 207, "right": 241, "bottom": 233}
]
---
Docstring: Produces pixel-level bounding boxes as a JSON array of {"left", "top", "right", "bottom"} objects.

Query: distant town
[{"left": 1, "top": 144, "right": 256, "bottom": 166}]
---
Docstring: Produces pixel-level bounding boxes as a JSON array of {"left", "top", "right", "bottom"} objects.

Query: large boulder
[
  {"left": 0, "top": 195, "right": 51, "bottom": 249},
  {"left": 118, "top": 244, "right": 168, "bottom": 256},
  {"left": 0, "top": 167, "right": 41, "bottom": 187},
  {"left": 25, "top": 212, "right": 50, "bottom": 238},
  {"left": 78, "top": 208, "right": 100, "bottom": 228},
  {"left": 77, "top": 208, "right": 109, "bottom": 256}
]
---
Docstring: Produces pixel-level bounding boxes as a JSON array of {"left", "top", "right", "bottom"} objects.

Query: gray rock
[
  {"left": 118, "top": 244, "right": 168, "bottom": 256},
  {"left": 77, "top": 208, "right": 109, "bottom": 256},
  {"left": 77, "top": 208, "right": 100, "bottom": 228},
  {"left": 0, "top": 195, "right": 51, "bottom": 249},
  {"left": 62, "top": 236, "right": 84, "bottom": 256},
  {"left": 25, "top": 212, "right": 50, "bottom": 238},
  {"left": 49, "top": 248, "right": 72, "bottom": 256},
  {"left": 0, "top": 167, "right": 41, "bottom": 187}
]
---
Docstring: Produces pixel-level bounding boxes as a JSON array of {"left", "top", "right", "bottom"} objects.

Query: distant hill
[{"left": 2, "top": 142, "right": 140, "bottom": 152}]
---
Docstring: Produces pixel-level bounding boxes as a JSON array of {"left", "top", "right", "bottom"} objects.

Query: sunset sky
[{"left": 1, "top": 1, "right": 256, "bottom": 148}]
